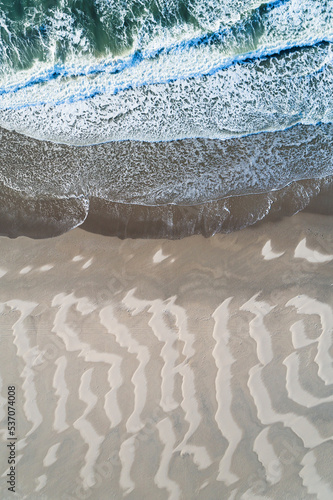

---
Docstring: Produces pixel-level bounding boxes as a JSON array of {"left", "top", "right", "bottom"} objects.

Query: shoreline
[
  {"left": 0, "top": 176, "right": 332, "bottom": 239},
  {"left": 1, "top": 123, "right": 333, "bottom": 239}
]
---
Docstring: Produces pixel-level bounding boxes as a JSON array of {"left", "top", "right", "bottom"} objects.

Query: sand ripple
[{"left": 0, "top": 212, "right": 332, "bottom": 499}]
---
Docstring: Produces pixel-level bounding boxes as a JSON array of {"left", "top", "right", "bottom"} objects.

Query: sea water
[{"left": 0, "top": 0, "right": 332, "bottom": 235}]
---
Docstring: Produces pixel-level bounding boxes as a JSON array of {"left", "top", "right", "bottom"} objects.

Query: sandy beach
[
  {"left": 0, "top": 210, "right": 332, "bottom": 499},
  {"left": 1, "top": 1, "right": 332, "bottom": 498}
]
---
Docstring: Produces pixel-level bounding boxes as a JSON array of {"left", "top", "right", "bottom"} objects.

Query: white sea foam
[
  {"left": 0, "top": 0, "right": 332, "bottom": 145},
  {"left": 1, "top": 40, "right": 333, "bottom": 146}
]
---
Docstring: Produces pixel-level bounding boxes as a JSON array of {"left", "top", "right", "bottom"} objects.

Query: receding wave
[
  {"left": 1, "top": 124, "right": 332, "bottom": 204},
  {"left": 0, "top": 125, "right": 332, "bottom": 238}
]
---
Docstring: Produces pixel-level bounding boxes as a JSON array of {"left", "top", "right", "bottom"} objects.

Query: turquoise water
[{"left": 0, "top": 0, "right": 332, "bottom": 234}]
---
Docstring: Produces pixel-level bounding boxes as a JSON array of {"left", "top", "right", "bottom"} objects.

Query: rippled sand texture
[{"left": 0, "top": 212, "right": 332, "bottom": 500}]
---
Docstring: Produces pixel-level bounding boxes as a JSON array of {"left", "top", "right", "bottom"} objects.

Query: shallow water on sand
[{"left": 0, "top": 126, "right": 333, "bottom": 239}]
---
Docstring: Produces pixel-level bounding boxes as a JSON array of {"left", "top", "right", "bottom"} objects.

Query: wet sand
[
  {"left": 0, "top": 211, "right": 332, "bottom": 499},
  {"left": 1, "top": 124, "right": 333, "bottom": 240},
  {"left": 0, "top": 176, "right": 332, "bottom": 240}
]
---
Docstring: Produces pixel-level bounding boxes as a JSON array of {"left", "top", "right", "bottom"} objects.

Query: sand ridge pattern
[{"left": 0, "top": 212, "right": 332, "bottom": 499}]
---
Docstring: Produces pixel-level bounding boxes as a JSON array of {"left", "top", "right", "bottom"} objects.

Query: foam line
[{"left": 2, "top": 34, "right": 333, "bottom": 110}]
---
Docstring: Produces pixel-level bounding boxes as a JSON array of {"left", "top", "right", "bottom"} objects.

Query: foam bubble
[{"left": 0, "top": 0, "right": 332, "bottom": 144}]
